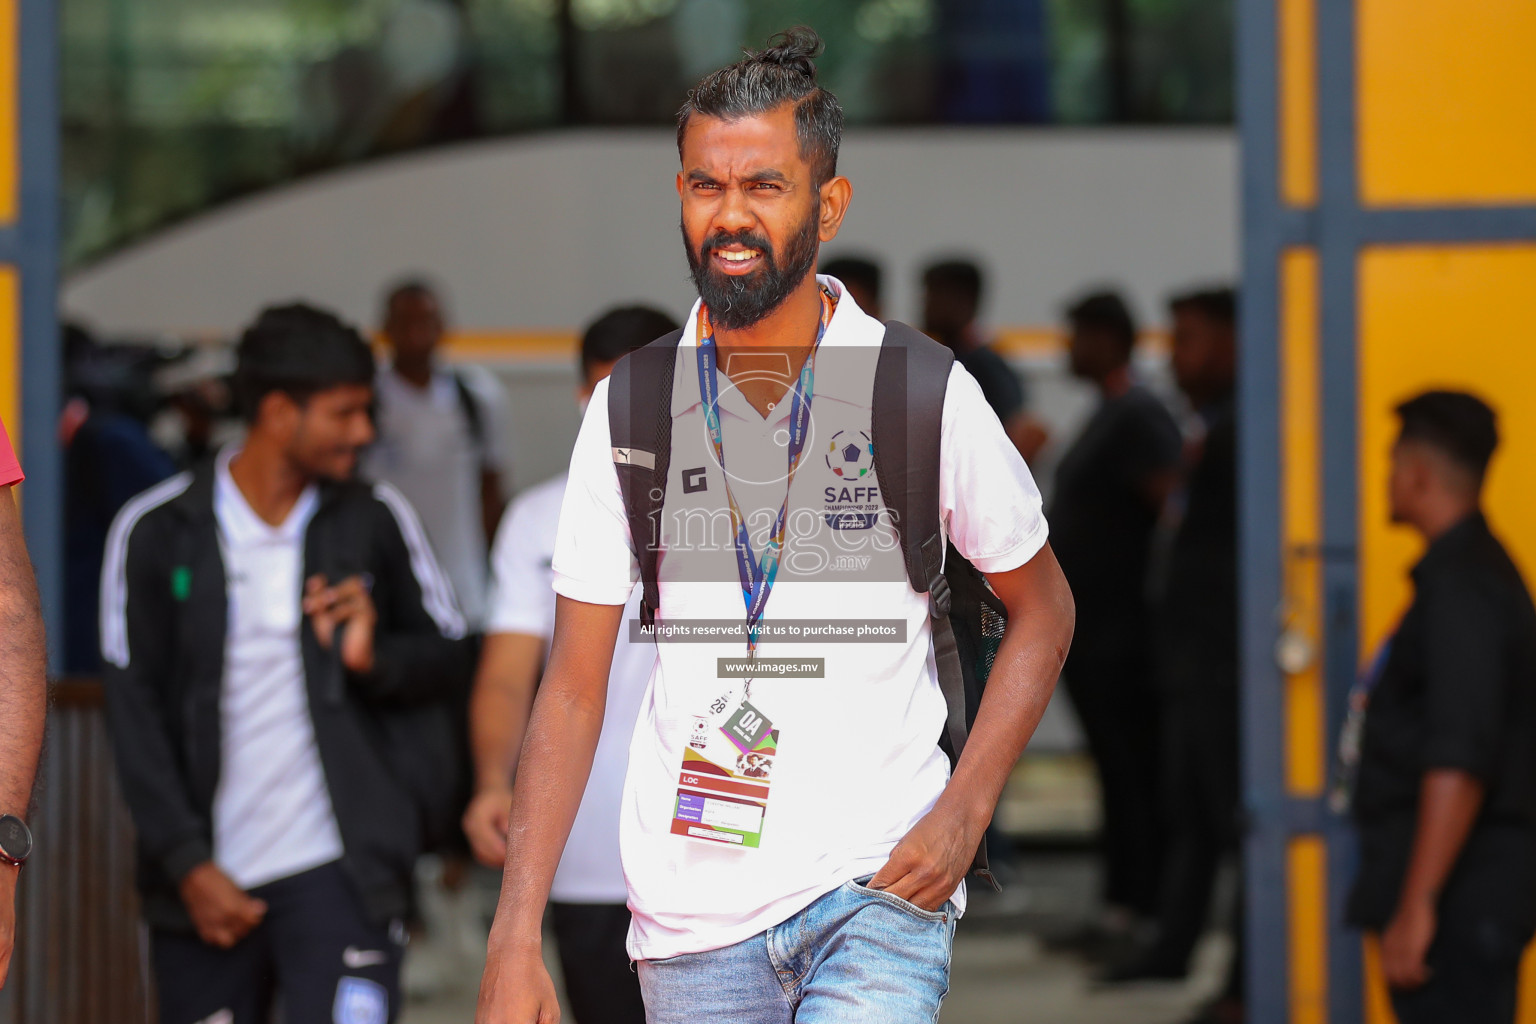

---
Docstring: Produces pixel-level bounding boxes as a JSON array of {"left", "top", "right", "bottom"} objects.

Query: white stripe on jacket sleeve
[
  {"left": 99, "top": 472, "right": 194, "bottom": 669},
  {"left": 372, "top": 481, "right": 468, "bottom": 639}
]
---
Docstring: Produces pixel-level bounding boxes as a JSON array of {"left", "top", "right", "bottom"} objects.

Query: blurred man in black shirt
[
  {"left": 921, "top": 258, "right": 1048, "bottom": 463},
  {"left": 1347, "top": 391, "right": 1536, "bottom": 1024},
  {"left": 1051, "top": 291, "right": 1181, "bottom": 933},
  {"left": 1108, "top": 288, "right": 1240, "bottom": 1024}
]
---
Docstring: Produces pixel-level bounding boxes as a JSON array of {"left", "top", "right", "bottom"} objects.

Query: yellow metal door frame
[{"left": 1241, "top": 2, "right": 1536, "bottom": 1022}]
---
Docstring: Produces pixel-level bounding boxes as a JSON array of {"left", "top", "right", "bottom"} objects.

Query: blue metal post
[
  {"left": 18, "top": 0, "right": 59, "bottom": 673},
  {"left": 1236, "top": 0, "right": 1290, "bottom": 1019}
]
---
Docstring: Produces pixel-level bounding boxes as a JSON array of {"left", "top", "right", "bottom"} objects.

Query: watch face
[{"left": 0, "top": 816, "right": 30, "bottom": 862}]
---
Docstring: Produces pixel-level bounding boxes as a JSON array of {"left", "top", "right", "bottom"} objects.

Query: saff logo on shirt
[
  {"left": 825, "top": 430, "right": 873, "bottom": 479},
  {"left": 821, "top": 430, "right": 881, "bottom": 532}
]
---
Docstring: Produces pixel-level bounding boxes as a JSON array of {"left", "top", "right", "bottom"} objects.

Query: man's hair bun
[
  {"left": 756, "top": 27, "right": 823, "bottom": 81},
  {"left": 677, "top": 26, "right": 843, "bottom": 185}
]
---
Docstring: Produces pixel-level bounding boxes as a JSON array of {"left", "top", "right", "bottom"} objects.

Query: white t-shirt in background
[
  {"left": 551, "top": 277, "right": 1049, "bottom": 960},
  {"left": 212, "top": 450, "right": 345, "bottom": 890},
  {"left": 486, "top": 473, "right": 653, "bottom": 905},
  {"left": 365, "top": 363, "right": 512, "bottom": 628}
]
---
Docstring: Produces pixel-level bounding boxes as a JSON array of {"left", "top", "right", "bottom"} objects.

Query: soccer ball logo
[{"left": 826, "top": 430, "right": 874, "bottom": 479}]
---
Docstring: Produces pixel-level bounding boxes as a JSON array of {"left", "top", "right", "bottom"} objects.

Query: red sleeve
[{"left": 0, "top": 419, "right": 22, "bottom": 487}]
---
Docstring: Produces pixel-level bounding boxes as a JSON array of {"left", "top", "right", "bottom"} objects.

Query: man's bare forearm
[
  {"left": 492, "top": 690, "right": 605, "bottom": 943},
  {"left": 1397, "top": 769, "right": 1484, "bottom": 913},
  {"left": 939, "top": 545, "right": 1074, "bottom": 830},
  {"left": 469, "top": 633, "right": 544, "bottom": 791},
  {"left": 0, "top": 491, "right": 45, "bottom": 816},
  {"left": 489, "top": 598, "right": 622, "bottom": 948}
]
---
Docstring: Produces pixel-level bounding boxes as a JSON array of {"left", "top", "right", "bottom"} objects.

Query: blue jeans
[{"left": 637, "top": 877, "right": 957, "bottom": 1023}]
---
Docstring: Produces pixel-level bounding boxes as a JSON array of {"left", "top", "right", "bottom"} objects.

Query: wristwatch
[{"left": 0, "top": 814, "right": 32, "bottom": 867}]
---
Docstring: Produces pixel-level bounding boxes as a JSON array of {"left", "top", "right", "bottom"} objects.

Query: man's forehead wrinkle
[{"left": 685, "top": 154, "right": 798, "bottom": 186}]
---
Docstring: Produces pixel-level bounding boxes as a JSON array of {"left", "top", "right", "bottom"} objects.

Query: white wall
[
  {"left": 63, "top": 127, "right": 1236, "bottom": 336},
  {"left": 64, "top": 128, "right": 1230, "bottom": 755}
]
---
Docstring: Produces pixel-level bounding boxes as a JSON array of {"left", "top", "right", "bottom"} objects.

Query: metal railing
[{"left": 0, "top": 680, "right": 149, "bottom": 1024}]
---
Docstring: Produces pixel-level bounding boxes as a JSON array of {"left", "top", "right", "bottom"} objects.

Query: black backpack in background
[{"left": 608, "top": 321, "right": 1007, "bottom": 886}]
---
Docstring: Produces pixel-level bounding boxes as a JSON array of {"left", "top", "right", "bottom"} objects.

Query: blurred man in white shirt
[
  {"left": 464, "top": 306, "right": 678, "bottom": 1023},
  {"left": 365, "top": 279, "right": 511, "bottom": 628}
]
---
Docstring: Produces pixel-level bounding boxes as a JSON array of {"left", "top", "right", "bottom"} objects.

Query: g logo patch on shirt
[
  {"left": 333, "top": 976, "right": 388, "bottom": 1024},
  {"left": 682, "top": 467, "right": 708, "bottom": 494}
]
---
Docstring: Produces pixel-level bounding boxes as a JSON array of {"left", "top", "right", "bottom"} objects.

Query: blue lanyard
[{"left": 693, "top": 292, "right": 832, "bottom": 657}]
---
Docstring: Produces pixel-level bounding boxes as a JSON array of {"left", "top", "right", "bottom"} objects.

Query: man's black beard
[{"left": 685, "top": 203, "right": 821, "bottom": 331}]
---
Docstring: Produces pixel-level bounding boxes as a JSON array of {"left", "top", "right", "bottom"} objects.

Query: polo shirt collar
[{"left": 670, "top": 275, "right": 887, "bottom": 418}]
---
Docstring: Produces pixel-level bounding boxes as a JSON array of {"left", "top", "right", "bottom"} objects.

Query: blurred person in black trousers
[
  {"left": 103, "top": 304, "right": 476, "bottom": 1024},
  {"left": 1347, "top": 392, "right": 1536, "bottom": 1024},
  {"left": 922, "top": 258, "right": 1049, "bottom": 464},
  {"left": 821, "top": 256, "right": 882, "bottom": 320},
  {"left": 1106, "top": 287, "right": 1242, "bottom": 1024},
  {"left": 1050, "top": 291, "right": 1181, "bottom": 945}
]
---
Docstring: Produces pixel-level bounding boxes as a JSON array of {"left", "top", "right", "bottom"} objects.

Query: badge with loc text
[{"left": 671, "top": 701, "right": 778, "bottom": 848}]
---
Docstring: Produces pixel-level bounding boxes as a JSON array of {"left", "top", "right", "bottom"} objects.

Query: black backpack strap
[
  {"left": 452, "top": 371, "right": 487, "bottom": 456},
  {"left": 872, "top": 322, "right": 968, "bottom": 759},
  {"left": 872, "top": 322, "right": 954, "bottom": 614},
  {"left": 873, "top": 322, "right": 998, "bottom": 888},
  {"left": 607, "top": 329, "right": 684, "bottom": 628}
]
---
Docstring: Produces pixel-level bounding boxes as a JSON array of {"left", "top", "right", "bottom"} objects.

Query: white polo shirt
[
  {"left": 364, "top": 363, "right": 511, "bottom": 628},
  {"left": 551, "top": 277, "right": 1049, "bottom": 960},
  {"left": 485, "top": 473, "right": 653, "bottom": 904},
  {"left": 212, "top": 450, "right": 345, "bottom": 890}
]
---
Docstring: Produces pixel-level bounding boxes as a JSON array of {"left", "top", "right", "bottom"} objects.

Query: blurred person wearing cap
[
  {"left": 1050, "top": 290, "right": 1181, "bottom": 946},
  {"left": 0, "top": 414, "right": 48, "bottom": 988},
  {"left": 150, "top": 344, "right": 243, "bottom": 470},
  {"left": 1345, "top": 391, "right": 1536, "bottom": 1024},
  {"left": 102, "top": 303, "right": 476, "bottom": 1024},
  {"left": 477, "top": 27, "right": 1073, "bottom": 1024},
  {"left": 364, "top": 279, "right": 511, "bottom": 630},
  {"left": 921, "top": 258, "right": 1049, "bottom": 464},
  {"left": 463, "top": 305, "right": 678, "bottom": 1024}
]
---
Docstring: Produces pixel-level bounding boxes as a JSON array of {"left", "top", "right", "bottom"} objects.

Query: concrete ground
[
  {"left": 938, "top": 926, "right": 1227, "bottom": 1024},
  {"left": 403, "top": 755, "right": 1231, "bottom": 1024},
  {"left": 403, "top": 931, "right": 1222, "bottom": 1024}
]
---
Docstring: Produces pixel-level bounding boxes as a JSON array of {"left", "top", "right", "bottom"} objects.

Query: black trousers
[
  {"left": 1063, "top": 649, "right": 1164, "bottom": 916},
  {"left": 152, "top": 861, "right": 403, "bottom": 1024},
  {"left": 1147, "top": 687, "right": 1241, "bottom": 975},
  {"left": 550, "top": 901, "right": 646, "bottom": 1024},
  {"left": 1390, "top": 917, "right": 1527, "bottom": 1024}
]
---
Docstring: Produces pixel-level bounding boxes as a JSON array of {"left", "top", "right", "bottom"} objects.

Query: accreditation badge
[{"left": 670, "top": 698, "right": 777, "bottom": 848}]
